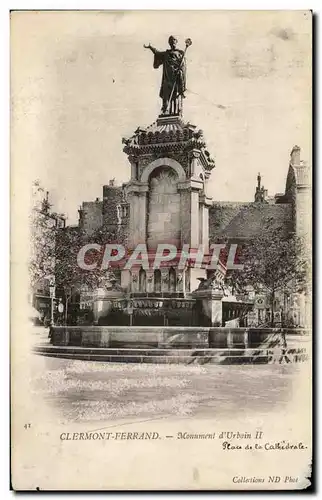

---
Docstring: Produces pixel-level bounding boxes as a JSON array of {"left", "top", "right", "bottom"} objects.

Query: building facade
[{"left": 72, "top": 137, "right": 310, "bottom": 328}]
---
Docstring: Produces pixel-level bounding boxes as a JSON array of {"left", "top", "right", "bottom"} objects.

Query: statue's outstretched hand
[{"left": 144, "top": 43, "right": 156, "bottom": 54}]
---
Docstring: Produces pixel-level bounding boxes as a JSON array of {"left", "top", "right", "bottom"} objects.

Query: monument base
[
  {"left": 192, "top": 289, "right": 224, "bottom": 326},
  {"left": 37, "top": 326, "right": 310, "bottom": 365}
]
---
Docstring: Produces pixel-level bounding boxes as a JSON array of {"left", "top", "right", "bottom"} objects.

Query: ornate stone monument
[
  {"left": 120, "top": 36, "right": 224, "bottom": 317},
  {"left": 93, "top": 37, "right": 227, "bottom": 326}
]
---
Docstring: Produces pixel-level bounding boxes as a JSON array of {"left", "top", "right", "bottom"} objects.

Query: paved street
[{"left": 30, "top": 351, "right": 305, "bottom": 424}]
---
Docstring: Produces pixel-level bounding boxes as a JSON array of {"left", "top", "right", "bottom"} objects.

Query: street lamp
[{"left": 49, "top": 281, "right": 56, "bottom": 326}]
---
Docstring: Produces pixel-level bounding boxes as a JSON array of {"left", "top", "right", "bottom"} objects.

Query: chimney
[
  {"left": 257, "top": 172, "right": 261, "bottom": 190},
  {"left": 290, "top": 145, "right": 301, "bottom": 166},
  {"left": 254, "top": 172, "right": 263, "bottom": 202}
]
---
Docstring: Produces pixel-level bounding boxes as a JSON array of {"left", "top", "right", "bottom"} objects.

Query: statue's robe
[{"left": 153, "top": 49, "right": 186, "bottom": 103}]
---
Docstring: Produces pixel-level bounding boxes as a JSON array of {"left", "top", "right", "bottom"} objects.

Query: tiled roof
[{"left": 209, "top": 201, "right": 294, "bottom": 242}]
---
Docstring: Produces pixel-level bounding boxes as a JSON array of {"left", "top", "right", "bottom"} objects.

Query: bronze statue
[{"left": 144, "top": 36, "right": 192, "bottom": 115}]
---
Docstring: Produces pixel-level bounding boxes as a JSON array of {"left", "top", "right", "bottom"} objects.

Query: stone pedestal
[
  {"left": 122, "top": 114, "right": 216, "bottom": 297},
  {"left": 93, "top": 288, "right": 125, "bottom": 324},
  {"left": 192, "top": 288, "right": 224, "bottom": 326}
]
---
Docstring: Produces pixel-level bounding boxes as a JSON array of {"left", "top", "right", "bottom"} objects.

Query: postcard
[{"left": 11, "top": 10, "right": 312, "bottom": 490}]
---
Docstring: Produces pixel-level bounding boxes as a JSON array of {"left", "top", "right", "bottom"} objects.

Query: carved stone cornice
[
  {"left": 192, "top": 289, "right": 224, "bottom": 300},
  {"left": 125, "top": 181, "right": 149, "bottom": 195},
  {"left": 199, "top": 193, "right": 213, "bottom": 206},
  {"left": 177, "top": 179, "right": 204, "bottom": 192},
  {"left": 127, "top": 155, "right": 139, "bottom": 165},
  {"left": 190, "top": 149, "right": 201, "bottom": 159},
  {"left": 122, "top": 115, "right": 215, "bottom": 173}
]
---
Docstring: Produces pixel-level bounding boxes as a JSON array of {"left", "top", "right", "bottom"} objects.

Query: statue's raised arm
[
  {"left": 143, "top": 43, "right": 157, "bottom": 54},
  {"left": 144, "top": 35, "right": 191, "bottom": 116}
]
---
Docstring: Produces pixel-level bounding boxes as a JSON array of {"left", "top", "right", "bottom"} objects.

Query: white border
[
  {"left": 3, "top": 1, "right": 319, "bottom": 498},
  {"left": 4, "top": 2, "right": 319, "bottom": 10}
]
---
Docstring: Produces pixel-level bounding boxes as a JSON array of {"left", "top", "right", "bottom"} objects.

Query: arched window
[
  {"left": 169, "top": 267, "right": 176, "bottom": 292},
  {"left": 139, "top": 268, "right": 146, "bottom": 293},
  {"left": 154, "top": 269, "right": 161, "bottom": 293}
]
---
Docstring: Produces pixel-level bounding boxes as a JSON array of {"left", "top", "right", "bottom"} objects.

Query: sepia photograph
[{"left": 10, "top": 10, "right": 312, "bottom": 490}]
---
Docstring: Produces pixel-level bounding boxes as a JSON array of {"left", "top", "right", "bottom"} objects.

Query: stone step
[
  {"left": 33, "top": 345, "right": 309, "bottom": 365},
  {"left": 33, "top": 351, "right": 269, "bottom": 364},
  {"left": 34, "top": 345, "right": 307, "bottom": 355}
]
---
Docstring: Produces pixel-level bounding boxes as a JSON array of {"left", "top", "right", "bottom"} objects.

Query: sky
[{"left": 11, "top": 10, "right": 312, "bottom": 224}]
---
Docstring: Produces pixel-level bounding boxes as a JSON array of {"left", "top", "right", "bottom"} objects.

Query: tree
[
  {"left": 54, "top": 225, "right": 118, "bottom": 321},
  {"left": 29, "top": 182, "right": 56, "bottom": 289},
  {"left": 55, "top": 227, "right": 87, "bottom": 322},
  {"left": 228, "top": 219, "right": 308, "bottom": 326}
]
